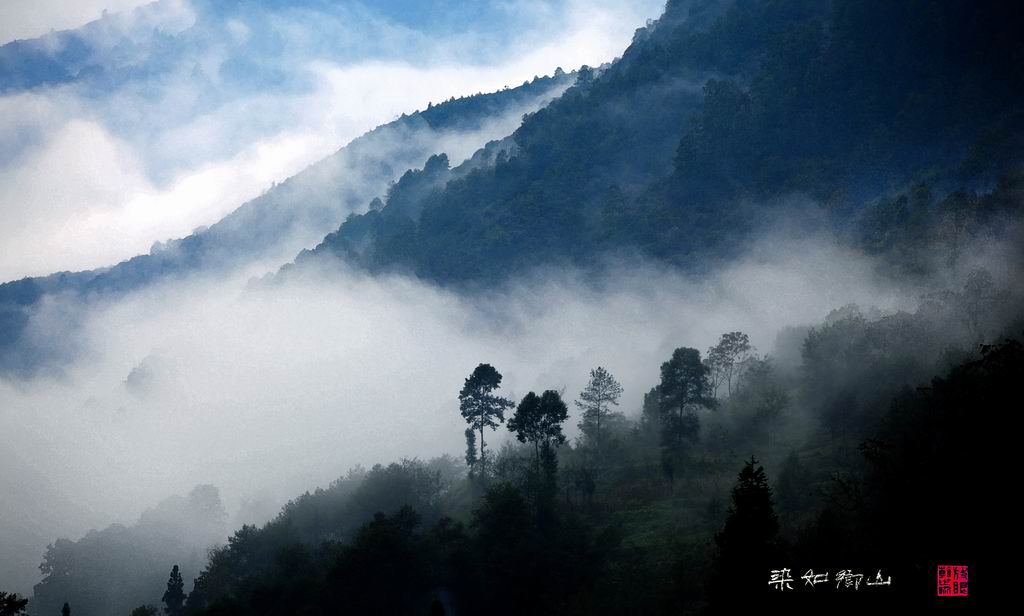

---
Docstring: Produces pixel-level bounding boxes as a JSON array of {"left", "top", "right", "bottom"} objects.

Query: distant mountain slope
[
  {"left": 0, "top": 446, "right": 101, "bottom": 596},
  {"left": 305, "top": 0, "right": 1024, "bottom": 284},
  {"left": 0, "top": 73, "right": 573, "bottom": 375},
  {"left": 29, "top": 485, "right": 230, "bottom": 616}
]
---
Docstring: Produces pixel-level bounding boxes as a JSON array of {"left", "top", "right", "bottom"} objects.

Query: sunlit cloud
[{"left": 0, "top": 0, "right": 663, "bottom": 281}]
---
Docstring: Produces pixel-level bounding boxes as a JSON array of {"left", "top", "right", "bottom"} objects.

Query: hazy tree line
[
  {"left": 7, "top": 265, "right": 1012, "bottom": 614},
  {"left": 15, "top": 487, "right": 227, "bottom": 616}
]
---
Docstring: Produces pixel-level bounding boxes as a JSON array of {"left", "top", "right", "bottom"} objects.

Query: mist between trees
[{"left": 11, "top": 259, "right": 1014, "bottom": 614}]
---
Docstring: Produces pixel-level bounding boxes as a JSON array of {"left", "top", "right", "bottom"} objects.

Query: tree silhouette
[
  {"left": 575, "top": 366, "right": 623, "bottom": 452},
  {"left": 130, "top": 606, "right": 159, "bottom": 616},
  {"left": 658, "top": 347, "right": 715, "bottom": 451},
  {"left": 716, "top": 457, "right": 779, "bottom": 554},
  {"left": 508, "top": 390, "right": 569, "bottom": 523},
  {"left": 706, "top": 332, "right": 754, "bottom": 397},
  {"left": 508, "top": 390, "right": 569, "bottom": 465},
  {"left": 459, "top": 364, "right": 514, "bottom": 477},
  {"left": 0, "top": 593, "right": 28, "bottom": 616},
  {"left": 710, "top": 457, "right": 780, "bottom": 607},
  {"left": 61, "top": 603, "right": 70, "bottom": 616},
  {"left": 162, "top": 565, "right": 185, "bottom": 616}
]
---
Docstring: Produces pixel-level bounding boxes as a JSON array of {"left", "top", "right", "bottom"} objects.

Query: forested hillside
[
  {"left": 43, "top": 275, "right": 1008, "bottom": 615},
  {"left": 310, "top": 0, "right": 1023, "bottom": 283},
  {"left": 3, "top": 1, "right": 1020, "bottom": 614},
  {"left": 0, "top": 73, "right": 571, "bottom": 376},
  {"left": 28, "top": 487, "right": 229, "bottom": 616}
]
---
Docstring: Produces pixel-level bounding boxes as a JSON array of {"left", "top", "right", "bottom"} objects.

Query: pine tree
[
  {"left": 575, "top": 366, "right": 623, "bottom": 451},
  {"left": 710, "top": 457, "right": 781, "bottom": 608},
  {"left": 162, "top": 565, "right": 185, "bottom": 616},
  {"left": 61, "top": 603, "right": 70, "bottom": 616},
  {"left": 459, "top": 364, "right": 514, "bottom": 477}
]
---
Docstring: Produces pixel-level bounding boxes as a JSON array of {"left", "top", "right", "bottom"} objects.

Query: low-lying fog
[{"left": 0, "top": 230, "right": 942, "bottom": 592}]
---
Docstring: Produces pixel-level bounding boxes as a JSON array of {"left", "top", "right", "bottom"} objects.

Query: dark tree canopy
[
  {"left": 144, "top": 315, "right": 1014, "bottom": 615},
  {"left": 0, "top": 593, "right": 28, "bottom": 616},
  {"left": 716, "top": 457, "right": 779, "bottom": 554},
  {"left": 658, "top": 347, "right": 715, "bottom": 450},
  {"left": 458, "top": 363, "right": 514, "bottom": 476},
  {"left": 711, "top": 457, "right": 781, "bottom": 606},
  {"left": 508, "top": 390, "right": 569, "bottom": 463},
  {"left": 162, "top": 565, "right": 185, "bottom": 616}
]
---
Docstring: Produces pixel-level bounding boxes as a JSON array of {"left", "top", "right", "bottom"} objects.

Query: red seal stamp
[{"left": 936, "top": 565, "right": 968, "bottom": 597}]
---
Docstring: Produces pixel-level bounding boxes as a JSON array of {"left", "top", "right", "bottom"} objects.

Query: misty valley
[{"left": 0, "top": 0, "right": 1019, "bottom": 614}]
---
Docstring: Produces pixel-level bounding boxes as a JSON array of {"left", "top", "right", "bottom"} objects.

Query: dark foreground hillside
[{"left": 24, "top": 269, "right": 1016, "bottom": 613}]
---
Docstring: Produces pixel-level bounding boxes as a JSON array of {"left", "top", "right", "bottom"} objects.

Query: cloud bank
[
  {"left": 0, "top": 0, "right": 664, "bottom": 281},
  {"left": 0, "top": 230, "right": 923, "bottom": 592}
]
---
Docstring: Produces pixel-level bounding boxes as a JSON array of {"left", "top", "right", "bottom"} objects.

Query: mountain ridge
[
  {"left": 0, "top": 72, "right": 574, "bottom": 375},
  {"left": 297, "top": 0, "right": 1023, "bottom": 286}
]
